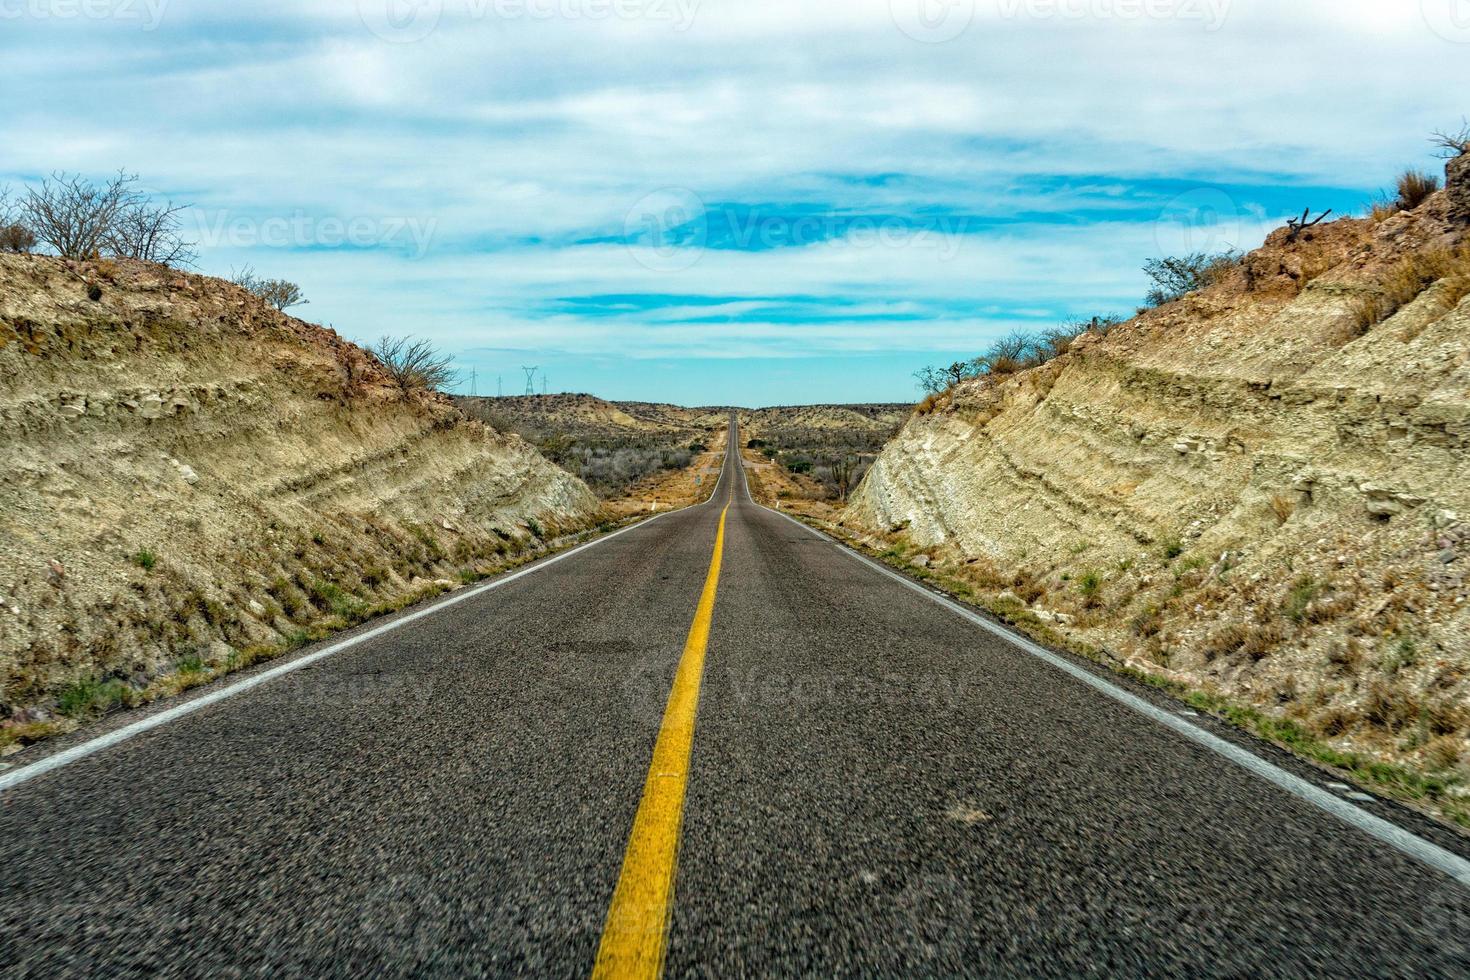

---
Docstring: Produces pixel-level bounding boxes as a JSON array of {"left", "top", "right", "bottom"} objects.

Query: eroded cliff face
[
  {"left": 0, "top": 255, "right": 596, "bottom": 733},
  {"left": 849, "top": 157, "right": 1470, "bottom": 788}
]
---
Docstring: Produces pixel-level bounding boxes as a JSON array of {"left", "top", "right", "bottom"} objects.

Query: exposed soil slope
[
  {"left": 0, "top": 255, "right": 596, "bottom": 741},
  {"left": 848, "top": 154, "right": 1470, "bottom": 808}
]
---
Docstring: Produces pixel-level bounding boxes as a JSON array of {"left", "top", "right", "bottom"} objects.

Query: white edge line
[
  {"left": 756, "top": 499, "right": 1470, "bottom": 889},
  {"left": 1, "top": 459, "right": 733, "bottom": 796}
]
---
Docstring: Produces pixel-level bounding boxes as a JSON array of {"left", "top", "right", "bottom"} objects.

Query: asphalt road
[{"left": 3, "top": 419, "right": 1469, "bottom": 977}]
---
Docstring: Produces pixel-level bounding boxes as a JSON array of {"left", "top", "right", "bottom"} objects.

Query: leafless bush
[
  {"left": 20, "top": 171, "right": 135, "bottom": 258},
  {"left": 17, "top": 171, "right": 195, "bottom": 265},
  {"left": 1431, "top": 120, "right": 1470, "bottom": 158},
  {"left": 104, "top": 196, "right": 195, "bottom": 265},
  {"left": 231, "top": 266, "right": 308, "bottom": 311},
  {"left": 371, "top": 335, "right": 460, "bottom": 393}
]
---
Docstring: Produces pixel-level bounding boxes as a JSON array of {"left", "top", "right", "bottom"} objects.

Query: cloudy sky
[{"left": 3, "top": 0, "right": 1466, "bottom": 404}]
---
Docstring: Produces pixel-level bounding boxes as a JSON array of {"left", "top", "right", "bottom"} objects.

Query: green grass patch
[
  {"left": 1284, "top": 575, "right": 1320, "bottom": 623},
  {"left": 57, "top": 677, "right": 134, "bottom": 718},
  {"left": 131, "top": 549, "right": 157, "bottom": 571}
]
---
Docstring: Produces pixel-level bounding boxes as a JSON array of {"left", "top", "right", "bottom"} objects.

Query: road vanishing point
[{"left": 3, "top": 419, "right": 1469, "bottom": 977}]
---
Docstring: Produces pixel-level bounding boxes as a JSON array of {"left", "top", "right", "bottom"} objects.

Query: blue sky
[{"left": 3, "top": 1, "right": 1467, "bottom": 405}]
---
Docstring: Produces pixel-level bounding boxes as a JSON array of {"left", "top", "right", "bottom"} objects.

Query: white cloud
[{"left": 1, "top": 0, "right": 1463, "bottom": 397}]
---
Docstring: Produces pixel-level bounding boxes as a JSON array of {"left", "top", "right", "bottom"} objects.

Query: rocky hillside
[
  {"left": 0, "top": 255, "right": 596, "bottom": 744},
  {"left": 848, "top": 152, "right": 1470, "bottom": 816}
]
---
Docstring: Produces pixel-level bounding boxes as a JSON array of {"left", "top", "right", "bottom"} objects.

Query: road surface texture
[{"left": 3, "top": 419, "right": 1468, "bottom": 977}]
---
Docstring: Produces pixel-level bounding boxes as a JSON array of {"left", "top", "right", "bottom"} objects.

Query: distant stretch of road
[{"left": 2, "top": 419, "right": 1468, "bottom": 976}]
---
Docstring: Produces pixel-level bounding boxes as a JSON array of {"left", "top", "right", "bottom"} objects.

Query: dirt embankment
[
  {"left": 847, "top": 153, "right": 1470, "bottom": 823},
  {"left": 0, "top": 255, "right": 596, "bottom": 749}
]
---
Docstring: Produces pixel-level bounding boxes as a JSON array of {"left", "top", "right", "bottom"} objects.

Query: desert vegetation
[
  {"left": 1, "top": 170, "right": 312, "bottom": 314},
  {"left": 914, "top": 316, "right": 1123, "bottom": 402},
  {"left": 371, "top": 334, "right": 460, "bottom": 394},
  {"left": 745, "top": 423, "right": 897, "bottom": 502},
  {"left": 460, "top": 395, "right": 716, "bottom": 498},
  {"left": 231, "top": 266, "right": 309, "bottom": 311},
  {"left": 0, "top": 251, "right": 596, "bottom": 753},
  {"left": 849, "top": 136, "right": 1470, "bottom": 825},
  {"left": 1, "top": 170, "right": 195, "bottom": 265}
]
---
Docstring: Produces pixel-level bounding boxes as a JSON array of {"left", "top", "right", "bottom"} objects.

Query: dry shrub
[
  {"left": 371, "top": 335, "right": 460, "bottom": 394},
  {"left": 1130, "top": 606, "right": 1162, "bottom": 638},
  {"left": 1426, "top": 736, "right": 1464, "bottom": 771},
  {"left": 1424, "top": 698, "right": 1467, "bottom": 737},
  {"left": 915, "top": 393, "right": 941, "bottom": 416},
  {"left": 959, "top": 556, "right": 1009, "bottom": 591},
  {"left": 1353, "top": 247, "right": 1470, "bottom": 333},
  {"left": 0, "top": 223, "right": 36, "bottom": 252},
  {"left": 1395, "top": 169, "right": 1441, "bottom": 211},
  {"left": 1365, "top": 679, "right": 1421, "bottom": 732},
  {"left": 1305, "top": 590, "right": 1357, "bottom": 625},
  {"left": 1368, "top": 200, "right": 1398, "bottom": 224},
  {"left": 1315, "top": 705, "right": 1359, "bottom": 737},
  {"left": 1012, "top": 571, "right": 1045, "bottom": 605},
  {"left": 1241, "top": 622, "right": 1287, "bottom": 661},
  {"left": 1202, "top": 623, "right": 1249, "bottom": 662},
  {"left": 1268, "top": 494, "right": 1295, "bottom": 525},
  {"left": 1325, "top": 638, "right": 1364, "bottom": 674}
]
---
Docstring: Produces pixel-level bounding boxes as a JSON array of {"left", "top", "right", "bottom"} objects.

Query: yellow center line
[{"left": 592, "top": 496, "right": 731, "bottom": 980}]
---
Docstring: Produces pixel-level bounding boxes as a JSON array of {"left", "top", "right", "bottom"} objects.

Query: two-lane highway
[{"left": 2, "top": 419, "right": 1468, "bottom": 976}]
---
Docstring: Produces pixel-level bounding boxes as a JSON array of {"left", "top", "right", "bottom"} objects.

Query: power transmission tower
[
  {"left": 522, "top": 366, "right": 538, "bottom": 396},
  {"left": 469, "top": 368, "right": 477, "bottom": 397},
  {"left": 542, "top": 374, "right": 548, "bottom": 396},
  {"left": 496, "top": 375, "right": 503, "bottom": 398}
]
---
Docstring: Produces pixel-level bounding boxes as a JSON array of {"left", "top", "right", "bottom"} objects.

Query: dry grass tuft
[
  {"left": 1349, "top": 246, "right": 1470, "bottom": 335},
  {"left": 1395, "top": 169, "right": 1441, "bottom": 211},
  {"left": 1268, "top": 494, "right": 1295, "bottom": 525}
]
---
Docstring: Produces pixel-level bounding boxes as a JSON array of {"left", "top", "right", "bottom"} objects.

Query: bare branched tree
[
  {"left": 371, "top": 335, "right": 460, "bottom": 393},
  {"left": 231, "top": 266, "right": 308, "bottom": 311},
  {"left": 21, "top": 171, "right": 139, "bottom": 259},
  {"left": 16, "top": 170, "right": 196, "bottom": 265},
  {"left": 104, "top": 196, "right": 196, "bottom": 265},
  {"left": 1431, "top": 120, "right": 1470, "bottom": 158}
]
